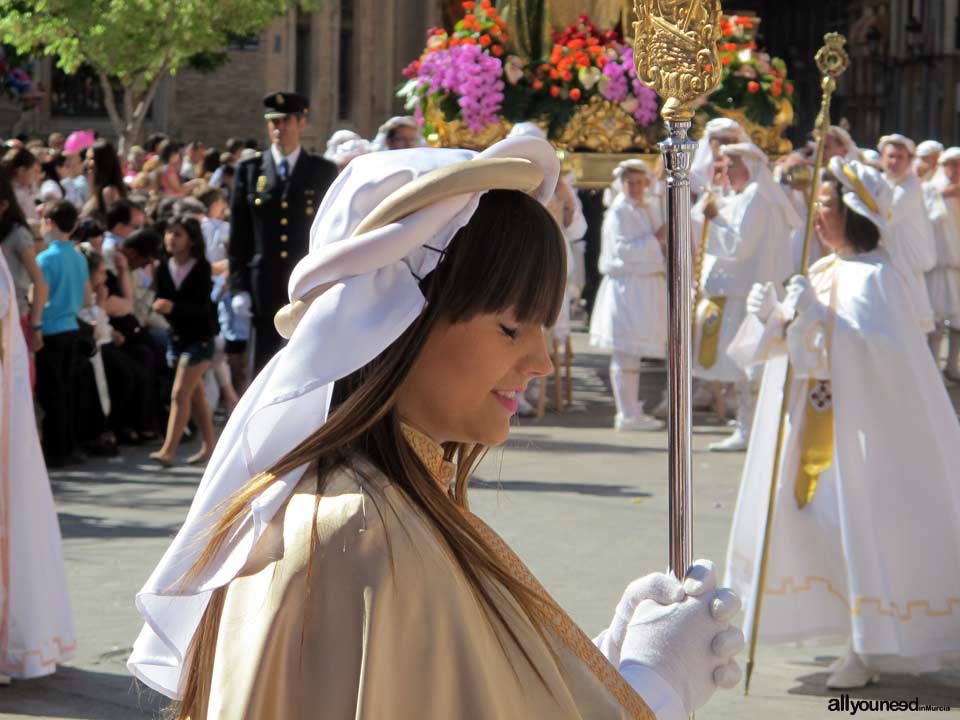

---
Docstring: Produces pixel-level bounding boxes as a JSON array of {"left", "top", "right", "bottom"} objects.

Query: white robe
[
  {"left": 691, "top": 184, "right": 793, "bottom": 382},
  {"left": 589, "top": 194, "right": 667, "bottom": 358},
  {"left": 0, "top": 254, "right": 75, "bottom": 678},
  {"left": 886, "top": 174, "right": 938, "bottom": 333},
  {"left": 923, "top": 177, "right": 960, "bottom": 328},
  {"left": 725, "top": 250, "right": 960, "bottom": 673}
]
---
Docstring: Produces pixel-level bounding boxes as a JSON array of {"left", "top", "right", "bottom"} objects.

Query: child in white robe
[
  {"left": 923, "top": 146, "right": 960, "bottom": 380},
  {"left": 725, "top": 158, "right": 960, "bottom": 690},
  {"left": 590, "top": 160, "right": 666, "bottom": 431},
  {"left": 0, "top": 251, "right": 75, "bottom": 681}
]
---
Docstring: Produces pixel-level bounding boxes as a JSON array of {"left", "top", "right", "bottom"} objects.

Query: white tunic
[
  {"left": 691, "top": 184, "right": 793, "bottom": 382},
  {"left": 0, "top": 253, "right": 75, "bottom": 678},
  {"left": 923, "top": 177, "right": 960, "bottom": 327},
  {"left": 725, "top": 250, "right": 960, "bottom": 672},
  {"left": 886, "top": 174, "right": 938, "bottom": 333},
  {"left": 589, "top": 194, "right": 667, "bottom": 358}
]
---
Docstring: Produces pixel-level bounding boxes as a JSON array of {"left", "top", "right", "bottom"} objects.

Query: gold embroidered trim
[
  {"left": 465, "top": 513, "right": 655, "bottom": 720},
  {"left": 400, "top": 424, "right": 455, "bottom": 488}
]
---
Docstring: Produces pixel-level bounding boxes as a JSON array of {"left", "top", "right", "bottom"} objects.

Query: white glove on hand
[
  {"left": 782, "top": 274, "right": 817, "bottom": 319},
  {"left": 618, "top": 559, "right": 744, "bottom": 716},
  {"left": 745, "top": 281, "right": 778, "bottom": 322},
  {"left": 231, "top": 290, "right": 253, "bottom": 318}
]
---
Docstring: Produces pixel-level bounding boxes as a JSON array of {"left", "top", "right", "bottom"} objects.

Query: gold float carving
[
  {"left": 714, "top": 97, "right": 795, "bottom": 155},
  {"left": 424, "top": 99, "right": 512, "bottom": 151},
  {"left": 633, "top": 0, "right": 723, "bottom": 121},
  {"left": 554, "top": 95, "right": 657, "bottom": 153}
]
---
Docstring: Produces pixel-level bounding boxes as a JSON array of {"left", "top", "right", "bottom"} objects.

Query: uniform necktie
[{"left": 279, "top": 158, "right": 290, "bottom": 181}]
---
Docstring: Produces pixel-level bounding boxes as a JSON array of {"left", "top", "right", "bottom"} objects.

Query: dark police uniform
[{"left": 228, "top": 92, "right": 337, "bottom": 374}]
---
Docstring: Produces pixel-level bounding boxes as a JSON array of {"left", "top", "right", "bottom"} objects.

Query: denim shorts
[{"left": 167, "top": 338, "right": 215, "bottom": 368}]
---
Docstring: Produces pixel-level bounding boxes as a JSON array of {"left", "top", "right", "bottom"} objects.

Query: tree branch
[{"left": 97, "top": 71, "right": 124, "bottom": 137}]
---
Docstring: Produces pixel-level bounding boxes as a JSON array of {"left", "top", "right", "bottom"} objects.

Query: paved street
[{"left": 3, "top": 329, "right": 959, "bottom": 719}]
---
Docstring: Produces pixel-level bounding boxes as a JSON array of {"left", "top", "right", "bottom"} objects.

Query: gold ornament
[
  {"left": 423, "top": 99, "right": 512, "bottom": 151},
  {"left": 633, "top": 0, "right": 724, "bottom": 121},
  {"left": 714, "top": 97, "right": 794, "bottom": 155},
  {"left": 555, "top": 95, "right": 658, "bottom": 153}
]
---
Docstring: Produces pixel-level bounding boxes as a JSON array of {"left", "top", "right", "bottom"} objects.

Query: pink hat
[{"left": 63, "top": 130, "right": 96, "bottom": 155}]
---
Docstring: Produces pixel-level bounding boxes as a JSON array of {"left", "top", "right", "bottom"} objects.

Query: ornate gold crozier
[{"left": 632, "top": 0, "right": 722, "bottom": 592}]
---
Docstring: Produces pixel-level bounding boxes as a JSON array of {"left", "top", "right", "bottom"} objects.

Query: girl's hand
[{"left": 153, "top": 298, "right": 173, "bottom": 315}]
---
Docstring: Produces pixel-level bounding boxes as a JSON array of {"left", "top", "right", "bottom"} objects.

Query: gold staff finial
[{"left": 633, "top": 0, "right": 723, "bottom": 121}]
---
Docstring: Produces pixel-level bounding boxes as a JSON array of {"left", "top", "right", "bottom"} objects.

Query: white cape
[
  {"left": 725, "top": 250, "right": 960, "bottom": 673},
  {"left": 0, "top": 254, "right": 75, "bottom": 677}
]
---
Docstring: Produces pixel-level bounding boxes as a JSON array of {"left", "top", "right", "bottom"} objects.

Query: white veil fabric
[
  {"left": 127, "top": 136, "right": 560, "bottom": 699},
  {"left": 690, "top": 118, "right": 749, "bottom": 193},
  {"left": 720, "top": 142, "right": 803, "bottom": 231}
]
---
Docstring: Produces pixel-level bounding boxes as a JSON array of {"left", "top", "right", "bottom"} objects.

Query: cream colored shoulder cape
[{"left": 195, "top": 460, "right": 654, "bottom": 720}]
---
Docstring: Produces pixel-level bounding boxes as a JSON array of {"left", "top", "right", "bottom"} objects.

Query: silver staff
[{"left": 633, "top": 0, "right": 723, "bottom": 580}]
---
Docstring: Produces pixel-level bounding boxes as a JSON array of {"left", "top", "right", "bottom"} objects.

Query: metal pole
[{"left": 661, "top": 120, "right": 696, "bottom": 579}]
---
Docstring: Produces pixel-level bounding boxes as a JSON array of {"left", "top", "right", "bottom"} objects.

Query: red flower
[
  {"left": 562, "top": 71, "right": 573, "bottom": 82},
  {"left": 704, "top": 63, "right": 713, "bottom": 73},
  {"left": 786, "top": 82, "right": 795, "bottom": 97},
  {"left": 480, "top": 0, "right": 491, "bottom": 6},
  {"left": 576, "top": 54, "right": 590, "bottom": 68},
  {"left": 596, "top": 55, "right": 607, "bottom": 68},
  {"left": 549, "top": 68, "right": 559, "bottom": 80},
  {"left": 461, "top": 36, "right": 477, "bottom": 45},
  {"left": 485, "top": 6, "right": 497, "bottom": 17},
  {"left": 771, "top": 83, "right": 782, "bottom": 97},
  {"left": 570, "top": 87, "right": 581, "bottom": 101},
  {"left": 567, "top": 38, "right": 585, "bottom": 50},
  {"left": 463, "top": 13, "right": 476, "bottom": 23},
  {"left": 479, "top": 34, "right": 491, "bottom": 46},
  {"left": 491, "top": 44, "right": 503, "bottom": 56},
  {"left": 722, "top": 26, "right": 734, "bottom": 37},
  {"left": 747, "top": 81, "right": 760, "bottom": 93},
  {"left": 462, "top": 0, "right": 474, "bottom": 8},
  {"left": 533, "top": 79, "right": 544, "bottom": 90},
  {"left": 722, "top": 42, "right": 737, "bottom": 52},
  {"left": 550, "top": 85, "right": 561, "bottom": 97},
  {"left": 721, "top": 55, "right": 731, "bottom": 65}
]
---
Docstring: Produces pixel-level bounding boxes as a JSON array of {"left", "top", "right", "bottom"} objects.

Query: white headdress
[
  {"left": 927, "top": 146, "right": 960, "bottom": 191},
  {"left": 690, "top": 117, "right": 749, "bottom": 192},
  {"left": 828, "top": 156, "right": 893, "bottom": 233},
  {"left": 328, "top": 137, "right": 372, "bottom": 169},
  {"left": 128, "top": 136, "right": 560, "bottom": 699},
  {"left": 877, "top": 133, "right": 917, "bottom": 157},
  {"left": 916, "top": 140, "right": 944, "bottom": 158},
  {"left": 323, "top": 129, "right": 362, "bottom": 162},
  {"left": 508, "top": 121, "right": 548, "bottom": 140},
  {"left": 720, "top": 142, "right": 803, "bottom": 230},
  {"left": 371, "top": 115, "right": 425, "bottom": 151},
  {"left": 603, "top": 158, "right": 653, "bottom": 207}
]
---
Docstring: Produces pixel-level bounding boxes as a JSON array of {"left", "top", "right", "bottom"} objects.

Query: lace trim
[{"left": 400, "top": 423, "right": 455, "bottom": 488}]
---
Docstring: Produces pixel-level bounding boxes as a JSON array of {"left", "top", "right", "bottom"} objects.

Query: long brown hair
[{"left": 175, "top": 189, "right": 567, "bottom": 716}]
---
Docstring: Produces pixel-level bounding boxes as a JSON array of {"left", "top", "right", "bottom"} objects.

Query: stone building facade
[{"left": 19, "top": 0, "right": 439, "bottom": 152}]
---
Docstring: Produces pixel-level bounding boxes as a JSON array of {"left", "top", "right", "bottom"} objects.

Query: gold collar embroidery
[{"left": 400, "top": 423, "right": 455, "bottom": 488}]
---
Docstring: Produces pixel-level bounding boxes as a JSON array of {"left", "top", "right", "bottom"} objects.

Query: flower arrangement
[
  {"left": 528, "top": 15, "right": 658, "bottom": 135},
  {"left": 0, "top": 46, "right": 43, "bottom": 110},
  {"left": 707, "top": 15, "right": 794, "bottom": 127},
  {"left": 399, "top": 0, "right": 517, "bottom": 133}
]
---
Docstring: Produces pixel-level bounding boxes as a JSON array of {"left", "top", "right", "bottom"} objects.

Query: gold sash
[
  {"left": 794, "top": 258, "right": 840, "bottom": 509},
  {"left": 696, "top": 296, "right": 726, "bottom": 368},
  {"left": 794, "top": 378, "right": 834, "bottom": 508}
]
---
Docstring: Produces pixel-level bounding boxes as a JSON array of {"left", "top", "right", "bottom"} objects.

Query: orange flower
[
  {"left": 480, "top": 0, "right": 491, "bottom": 6},
  {"left": 587, "top": 37, "right": 599, "bottom": 46},
  {"left": 771, "top": 83, "right": 782, "bottom": 97},
  {"left": 550, "top": 85, "right": 561, "bottom": 97},
  {"left": 562, "top": 71, "right": 573, "bottom": 82},
  {"left": 567, "top": 38, "right": 585, "bottom": 50},
  {"left": 722, "top": 42, "right": 737, "bottom": 52},
  {"left": 704, "top": 63, "right": 713, "bottom": 73},
  {"left": 479, "top": 34, "right": 491, "bottom": 46},
  {"left": 558, "top": 57, "right": 574, "bottom": 72},
  {"left": 485, "top": 6, "right": 497, "bottom": 17},
  {"left": 570, "top": 87, "right": 581, "bottom": 101},
  {"left": 786, "top": 82, "right": 794, "bottom": 97},
  {"left": 461, "top": 36, "right": 477, "bottom": 45},
  {"left": 491, "top": 43, "right": 503, "bottom": 56},
  {"left": 450, "top": 37, "right": 460, "bottom": 46},
  {"left": 596, "top": 55, "right": 607, "bottom": 68},
  {"left": 722, "top": 26, "right": 733, "bottom": 36},
  {"left": 576, "top": 55, "right": 590, "bottom": 68},
  {"left": 721, "top": 55, "right": 731, "bottom": 65},
  {"left": 588, "top": 45, "right": 603, "bottom": 56},
  {"left": 549, "top": 68, "right": 559, "bottom": 80},
  {"left": 747, "top": 81, "right": 760, "bottom": 93},
  {"left": 533, "top": 79, "right": 544, "bottom": 90},
  {"left": 464, "top": 13, "right": 476, "bottom": 23},
  {"left": 462, "top": 0, "right": 474, "bottom": 8}
]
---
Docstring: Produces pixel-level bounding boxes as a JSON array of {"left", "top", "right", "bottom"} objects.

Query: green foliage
[{"left": 0, "top": 1, "right": 321, "bottom": 86}]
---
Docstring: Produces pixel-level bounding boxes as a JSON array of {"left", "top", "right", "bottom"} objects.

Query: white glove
[
  {"left": 618, "top": 560, "right": 744, "bottom": 717},
  {"left": 782, "top": 274, "right": 818, "bottom": 319},
  {"left": 745, "top": 281, "right": 778, "bottom": 322},
  {"left": 231, "top": 290, "right": 253, "bottom": 318}
]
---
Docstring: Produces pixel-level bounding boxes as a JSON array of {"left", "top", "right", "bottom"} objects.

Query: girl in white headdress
[
  {"left": 914, "top": 139, "right": 944, "bottom": 182},
  {"left": 371, "top": 115, "right": 424, "bottom": 152},
  {"left": 689, "top": 118, "right": 750, "bottom": 197},
  {"left": 726, "top": 158, "right": 960, "bottom": 690},
  {"left": 692, "top": 143, "right": 800, "bottom": 452},
  {"left": 923, "top": 146, "right": 960, "bottom": 379},
  {"left": 129, "top": 138, "right": 743, "bottom": 720},
  {"left": 590, "top": 159, "right": 667, "bottom": 431},
  {"left": 0, "top": 250, "right": 75, "bottom": 682}
]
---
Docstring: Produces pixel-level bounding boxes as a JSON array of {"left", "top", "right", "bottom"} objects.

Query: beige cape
[{"left": 192, "top": 443, "right": 654, "bottom": 719}]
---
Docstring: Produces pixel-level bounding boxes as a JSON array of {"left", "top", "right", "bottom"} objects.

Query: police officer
[{"left": 228, "top": 91, "right": 337, "bottom": 375}]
